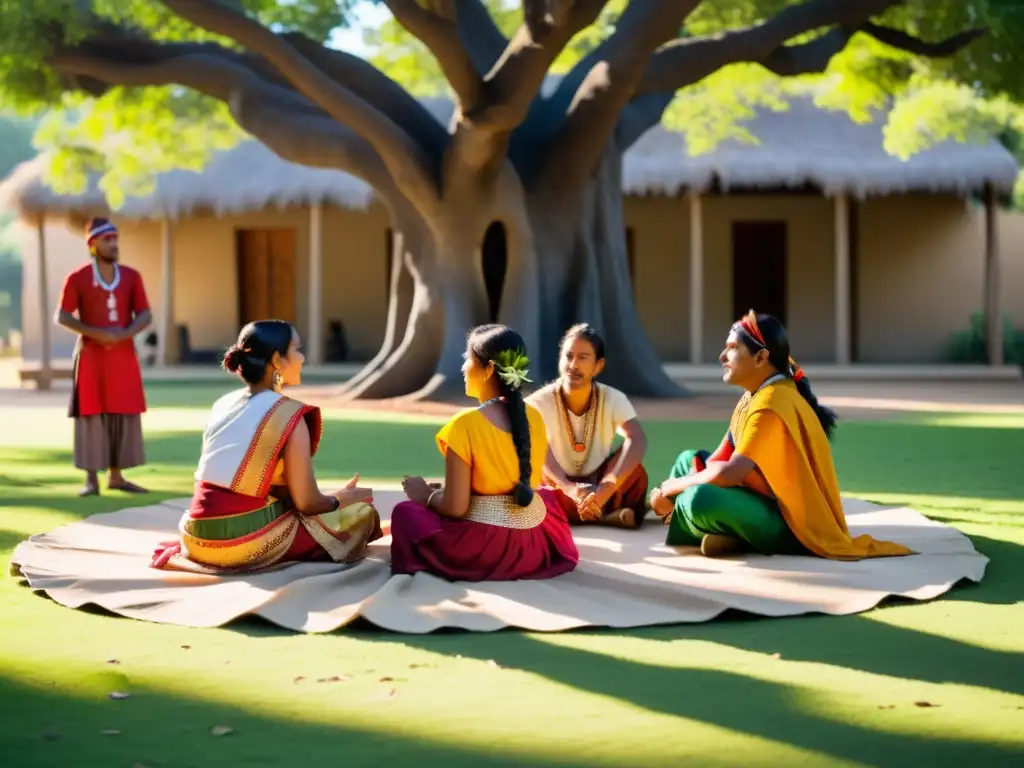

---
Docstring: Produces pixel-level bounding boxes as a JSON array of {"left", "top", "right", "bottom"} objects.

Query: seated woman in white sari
[{"left": 152, "top": 320, "right": 382, "bottom": 573}]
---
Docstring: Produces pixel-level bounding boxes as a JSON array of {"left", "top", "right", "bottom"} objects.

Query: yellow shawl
[{"left": 731, "top": 380, "right": 912, "bottom": 560}]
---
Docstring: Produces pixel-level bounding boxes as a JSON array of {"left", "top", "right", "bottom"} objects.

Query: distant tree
[{"left": 0, "top": 0, "right": 1019, "bottom": 398}]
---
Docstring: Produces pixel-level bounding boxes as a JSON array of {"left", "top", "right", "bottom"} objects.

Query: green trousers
[{"left": 664, "top": 450, "right": 805, "bottom": 555}]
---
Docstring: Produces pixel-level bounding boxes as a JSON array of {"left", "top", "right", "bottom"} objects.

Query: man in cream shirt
[{"left": 527, "top": 324, "right": 649, "bottom": 529}]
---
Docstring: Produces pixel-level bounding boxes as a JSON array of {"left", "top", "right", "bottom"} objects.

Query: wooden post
[
  {"left": 36, "top": 216, "right": 52, "bottom": 391},
  {"left": 157, "top": 218, "right": 174, "bottom": 366},
  {"left": 984, "top": 184, "right": 1003, "bottom": 366},
  {"left": 688, "top": 191, "right": 703, "bottom": 364},
  {"left": 308, "top": 202, "right": 324, "bottom": 365},
  {"left": 834, "top": 192, "right": 851, "bottom": 365}
]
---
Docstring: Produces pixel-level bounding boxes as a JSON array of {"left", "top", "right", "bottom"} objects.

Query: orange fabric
[
  {"left": 731, "top": 380, "right": 913, "bottom": 560},
  {"left": 435, "top": 405, "right": 548, "bottom": 495}
]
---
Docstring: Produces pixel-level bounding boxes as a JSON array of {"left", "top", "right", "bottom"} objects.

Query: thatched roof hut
[{"left": 1, "top": 95, "right": 1018, "bottom": 220}]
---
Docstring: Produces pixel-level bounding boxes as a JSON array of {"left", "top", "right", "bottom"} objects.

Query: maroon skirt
[{"left": 389, "top": 489, "right": 579, "bottom": 582}]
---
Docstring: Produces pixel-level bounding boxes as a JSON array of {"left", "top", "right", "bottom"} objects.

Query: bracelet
[{"left": 426, "top": 489, "right": 441, "bottom": 509}]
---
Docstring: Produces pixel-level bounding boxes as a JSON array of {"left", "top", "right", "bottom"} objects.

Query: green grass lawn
[{"left": 1, "top": 383, "right": 1023, "bottom": 767}]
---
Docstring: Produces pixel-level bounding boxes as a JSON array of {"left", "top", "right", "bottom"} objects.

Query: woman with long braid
[
  {"left": 393, "top": 324, "right": 579, "bottom": 581},
  {"left": 650, "top": 311, "right": 913, "bottom": 561}
]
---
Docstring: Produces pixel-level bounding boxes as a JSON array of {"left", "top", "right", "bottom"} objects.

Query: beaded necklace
[
  {"left": 91, "top": 259, "right": 121, "bottom": 323},
  {"left": 554, "top": 384, "right": 600, "bottom": 476}
]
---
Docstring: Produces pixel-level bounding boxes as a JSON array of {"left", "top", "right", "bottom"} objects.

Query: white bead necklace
[{"left": 92, "top": 260, "right": 121, "bottom": 323}]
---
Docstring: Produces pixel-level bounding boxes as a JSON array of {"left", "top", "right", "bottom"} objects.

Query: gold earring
[{"left": 272, "top": 369, "right": 283, "bottom": 392}]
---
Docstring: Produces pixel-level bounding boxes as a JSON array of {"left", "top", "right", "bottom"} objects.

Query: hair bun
[
  {"left": 222, "top": 346, "right": 245, "bottom": 374},
  {"left": 512, "top": 481, "right": 535, "bottom": 508}
]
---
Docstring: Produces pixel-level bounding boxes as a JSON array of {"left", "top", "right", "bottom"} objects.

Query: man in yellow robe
[{"left": 650, "top": 311, "right": 912, "bottom": 560}]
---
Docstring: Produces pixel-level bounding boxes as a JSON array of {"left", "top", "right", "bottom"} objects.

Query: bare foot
[
  {"left": 599, "top": 508, "right": 635, "bottom": 529},
  {"left": 700, "top": 534, "right": 748, "bottom": 558},
  {"left": 650, "top": 494, "right": 674, "bottom": 520}
]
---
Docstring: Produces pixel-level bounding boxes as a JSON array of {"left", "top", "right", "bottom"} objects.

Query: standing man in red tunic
[{"left": 56, "top": 217, "right": 152, "bottom": 496}]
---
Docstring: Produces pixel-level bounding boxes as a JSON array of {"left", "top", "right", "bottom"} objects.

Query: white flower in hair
[{"left": 492, "top": 349, "right": 533, "bottom": 391}]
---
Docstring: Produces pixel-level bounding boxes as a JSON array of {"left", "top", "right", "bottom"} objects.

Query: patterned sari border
[{"left": 230, "top": 398, "right": 309, "bottom": 498}]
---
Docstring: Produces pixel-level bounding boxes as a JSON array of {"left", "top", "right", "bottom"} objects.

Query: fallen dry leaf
[
  {"left": 914, "top": 701, "right": 940, "bottom": 708},
  {"left": 106, "top": 659, "right": 121, "bottom": 665},
  {"left": 316, "top": 675, "right": 350, "bottom": 683},
  {"left": 181, "top": 645, "right": 191, "bottom": 650},
  {"left": 108, "top": 691, "right": 132, "bottom": 701},
  {"left": 378, "top": 676, "right": 395, "bottom": 682},
  {"left": 877, "top": 705, "right": 895, "bottom": 710},
  {"left": 293, "top": 676, "right": 306, "bottom": 684},
  {"left": 210, "top": 725, "right": 234, "bottom": 737},
  {"left": 101, "top": 729, "right": 122, "bottom": 736}
]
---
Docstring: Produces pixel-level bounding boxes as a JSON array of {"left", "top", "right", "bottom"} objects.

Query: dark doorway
[
  {"left": 236, "top": 228, "right": 296, "bottom": 326},
  {"left": 481, "top": 222, "right": 507, "bottom": 323},
  {"left": 732, "top": 221, "right": 787, "bottom": 324}
]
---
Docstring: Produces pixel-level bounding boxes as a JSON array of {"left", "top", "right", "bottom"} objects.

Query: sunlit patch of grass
[
  {"left": 902, "top": 412, "right": 1024, "bottom": 429},
  {"left": 1, "top": 388, "right": 1022, "bottom": 765}
]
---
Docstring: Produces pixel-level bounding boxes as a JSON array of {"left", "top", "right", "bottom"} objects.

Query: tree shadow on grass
[
  {"left": 939, "top": 532, "right": 1024, "bottom": 607},
  {"left": 0, "top": 672, "right": 578, "bottom": 768},
  {"left": 634, "top": 602, "right": 1024, "bottom": 696},
  {"left": 390, "top": 631, "right": 1022, "bottom": 768}
]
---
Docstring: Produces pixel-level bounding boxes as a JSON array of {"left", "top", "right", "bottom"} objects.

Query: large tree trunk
[
  {"left": 525, "top": 144, "right": 687, "bottom": 397},
  {"left": 340, "top": 149, "right": 686, "bottom": 401},
  {"left": 336, "top": 166, "right": 536, "bottom": 401},
  {"left": 566, "top": 144, "right": 685, "bottom": 397}
]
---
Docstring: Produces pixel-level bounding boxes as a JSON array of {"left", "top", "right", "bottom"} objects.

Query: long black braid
[{"left": 468, "top": 324, "right": 535, "bottom": 506}]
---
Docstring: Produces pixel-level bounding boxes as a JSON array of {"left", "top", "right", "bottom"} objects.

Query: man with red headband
[
  {"left": 55, "top": 217, "right": 152, "bottom": 496},
  {"left": 649, "top": 310, "right": 911, "bottom": 561}
]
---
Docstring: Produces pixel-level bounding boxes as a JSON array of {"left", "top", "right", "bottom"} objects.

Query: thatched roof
[
  {"left": 1, "top": 94, "right": 1018, "bottom": 219},
  {"left": 0, "top": 140, "right": 376, "bottom": 220}
]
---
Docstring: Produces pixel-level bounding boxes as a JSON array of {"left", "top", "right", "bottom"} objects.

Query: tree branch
[
  {"left": 439, "top": 0, "right": 607, "bottom": 197},
  {"left": 454, "top": 0, "right": 509, "bottom": 74},
  {"left": 760, "top": 23, "right": 983, "bottom": 77},
  {"left": 280, "top": 32, "right": 449, "bottom": 155},
  {"left": 158, "top": 0, "right": 440, "bottom": 214},
  {"left": 384, "top": 0, "right": 483, "bottom": 112},
  {"left": 478, "top": 0, "right": 608, "bottom": 132},
  {"left": 758, "top": 25, "right": 854, "bottom": 76},
  {"left": 859, "top": 22, "right": 986, "bottom": 59},
  {"left": 617, "top": 13, "right": 986, "bottom": 153},
  {"left": 535, "top": 0, "right": 703, "bottom": 194},
  {"left": 48, "top": 42, "right": 395, "bottom": 197},
  {"left": 635, "top": 0, "right": 902, "bottom": 95}
]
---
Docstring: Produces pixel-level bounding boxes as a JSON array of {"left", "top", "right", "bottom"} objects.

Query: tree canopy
[
  {"left": 1, "top": 0, "right": 1019, "bottom": 399},
  {"left": 366, "top": 0, "right": 1024, "bottom": 158},
  {"left": 0, "top": 0, "right": 1020, "bottom": 207}
]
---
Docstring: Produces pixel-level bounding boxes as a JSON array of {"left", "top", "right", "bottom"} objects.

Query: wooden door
[
  {"left": 237, "top": 229, "right": 296, "bottom": 326},
  {"left": 732, "top": 221, "right": 787, "bottom": 325}
]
